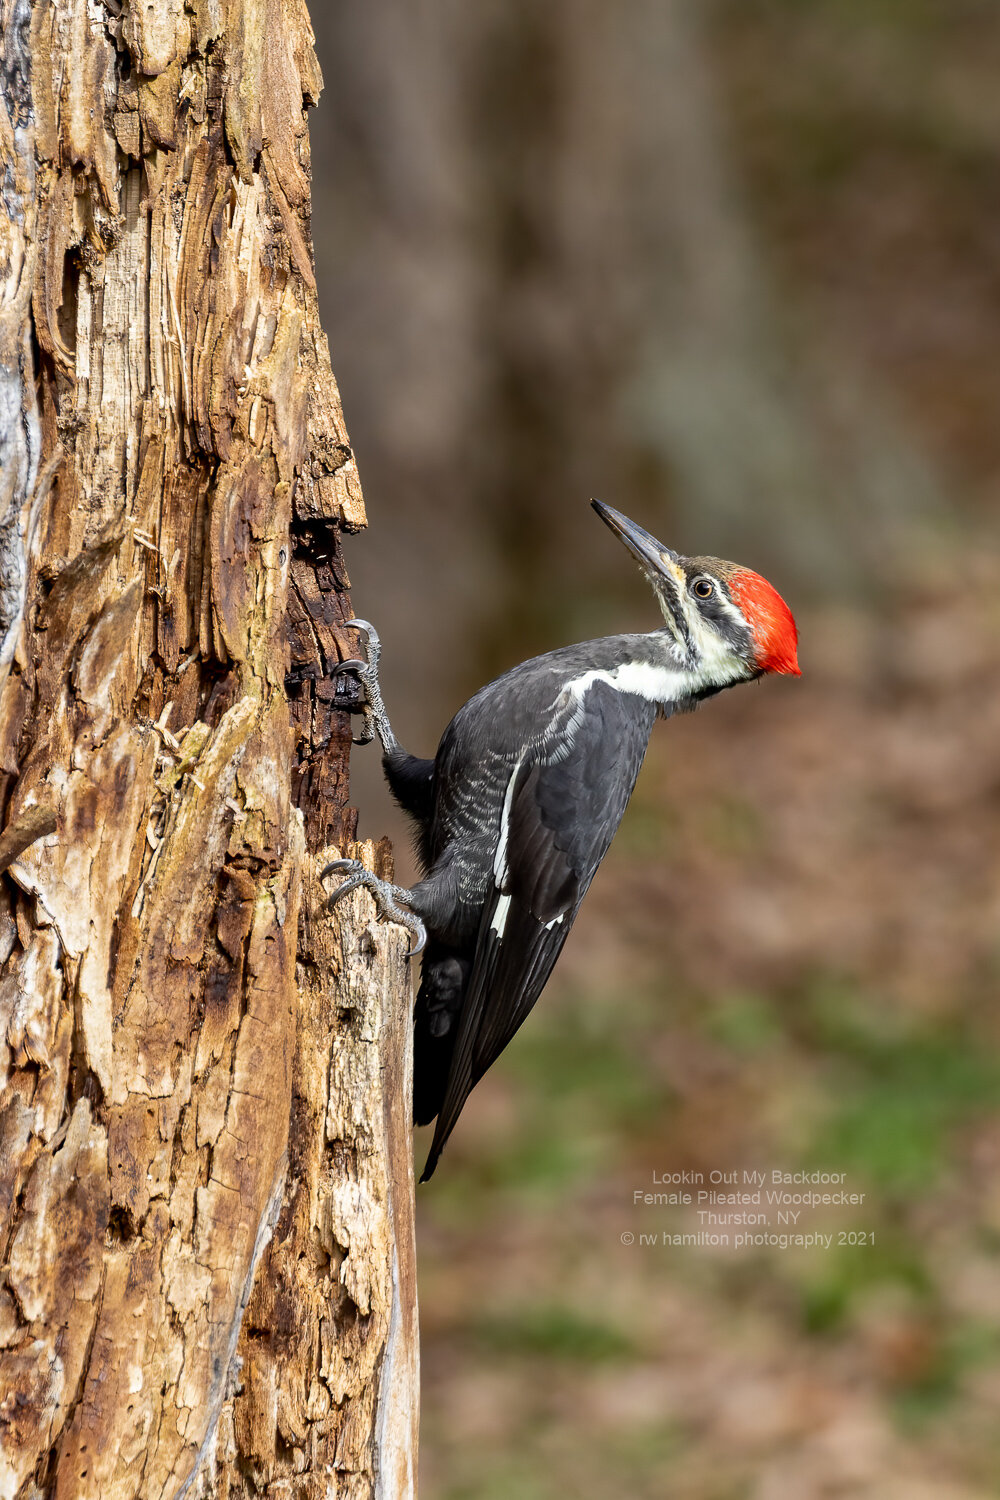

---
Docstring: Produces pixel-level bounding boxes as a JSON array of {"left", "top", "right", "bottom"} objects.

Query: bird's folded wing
[{"left": 421, "top": 681, "right": 653, "bottom": 1178}]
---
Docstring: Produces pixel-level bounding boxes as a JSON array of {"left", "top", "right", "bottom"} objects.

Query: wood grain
[{"left": 0, "top": 1, "right": 417, "bottom": 1494}]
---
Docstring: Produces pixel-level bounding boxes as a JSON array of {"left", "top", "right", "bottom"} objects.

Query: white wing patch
[
  {"left": 490, "top": 891, "right": 512, "bottom": 937},
  {"left": 491, "top": 757, "right": 525, "bottom": 937},
  {"left": 493, "top": 757, "right": 523, "bottom": 884}
]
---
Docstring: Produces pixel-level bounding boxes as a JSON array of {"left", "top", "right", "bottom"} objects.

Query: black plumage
[
  {"left": 327, "top": 502, "right": 800, "bottom": 1178},
  {"left": 401, "top": 656, "right": 656, "bottom": 1178}
]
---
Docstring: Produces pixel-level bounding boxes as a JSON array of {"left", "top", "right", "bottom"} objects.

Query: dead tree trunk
[{"left": 0, "top": 2, "right": 417, "bottom": 1496}]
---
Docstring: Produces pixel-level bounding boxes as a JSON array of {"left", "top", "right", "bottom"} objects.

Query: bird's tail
[{"left": 420, "top": 1107, "right": 466, "bottom": 1182}]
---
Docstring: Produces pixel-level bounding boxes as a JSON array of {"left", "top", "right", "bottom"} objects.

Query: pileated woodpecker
[{"left": 325, "top": 502, "right": 799, "bottom": 1179}]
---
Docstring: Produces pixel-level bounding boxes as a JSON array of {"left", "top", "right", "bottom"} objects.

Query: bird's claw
[
  {"left": 320, "top": 858, "right": 426, "bottom": 959},
  {"left": 336, "top": 622, "right": 391, "bottom": 749},
  {"left": 344, "top": 617, "right": 379, "bottom": 649},
  {"left": 330, "top": 658, "right": 373, "bottom": 734},
  {"left": 343, "top": 619, "right": 381, "bottom": 675}
]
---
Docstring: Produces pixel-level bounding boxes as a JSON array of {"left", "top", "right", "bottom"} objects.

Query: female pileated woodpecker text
[{"left": 325, "top": 502, "right": 800, "bottom": 1179}]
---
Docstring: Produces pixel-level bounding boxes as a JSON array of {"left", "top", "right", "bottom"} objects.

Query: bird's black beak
[
  {"left": 591, "top": 500, "right": 689, "bottom": 646},
  {"left": 592, "top": 499, "right": 679, "bottom": 574}
]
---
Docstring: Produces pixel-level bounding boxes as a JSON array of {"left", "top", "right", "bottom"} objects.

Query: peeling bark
[{"left": 0, "top": 2, "right": 416, "bottom": 1496}]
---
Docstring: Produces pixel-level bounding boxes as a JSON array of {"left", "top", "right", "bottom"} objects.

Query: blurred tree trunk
[
  {"left": 0, "top": 2, "right": 417, "bottom": 1497},
  {"left": 313, "top": 0, "right": 946, "bottom": 730}
]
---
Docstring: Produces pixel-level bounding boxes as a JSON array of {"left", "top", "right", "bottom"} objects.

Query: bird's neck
[{"left": 566, "top": 630, "right": 706, "bottom": 711}]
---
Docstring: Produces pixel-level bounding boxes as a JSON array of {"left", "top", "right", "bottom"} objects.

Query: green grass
[
  {"left": 486, "top": 991, "right": 668, "bottom": 1190},
  {"left": 797, "top": 1236, "right": 931, "bottom": 1336},
  {"left": 705, "top": 991, "right": 787, "bottom": 1054},
  {"left": 891, "top": 1319, "right": 1000, "bottom": 1430},
  {"left": 505, "top": 1005, "right": 665, "bottom": 1120},
  {"left": 471, "top": 1304, "right": 636, "bottom": 1363},
  {"left": 799, "top": 979, "right": 1000, "bottom": 1194},
  {"left": 441, "top": 1461, "right": 553, "bottom": 1500}
]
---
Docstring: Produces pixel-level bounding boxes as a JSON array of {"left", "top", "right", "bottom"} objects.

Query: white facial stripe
[
  {"left": 663, "top": 575, "right": 752, "bottom": 686},
  {"left": 653, "top": 580, "right": 690, "bottom": 652},
  {"left": 708, "top": 588, "right": 748, "bottom": 630},
  {"left": 685, "top": 609, "right": 746, "bottom": 687}
]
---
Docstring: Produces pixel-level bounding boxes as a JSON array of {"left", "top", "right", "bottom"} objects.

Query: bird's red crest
[{"left": 729, "top": 569, "right": 800, "bottom": 676}]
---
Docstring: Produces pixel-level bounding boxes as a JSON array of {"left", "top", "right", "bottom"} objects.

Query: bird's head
[{"left": 592, "top": 499, "right": 800, "bottom": 686}]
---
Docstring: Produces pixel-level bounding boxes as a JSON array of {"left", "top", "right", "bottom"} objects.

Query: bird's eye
[{"left": 692, "top": 578, "right": 714, "bottom": 600}]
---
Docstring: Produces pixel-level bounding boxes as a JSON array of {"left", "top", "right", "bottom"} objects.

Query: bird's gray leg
[
  {"left": 338, "top": 619, "right": 399, "bottom": 752},
  {"left": 321, "top": 857, "right": 427, "bottom": 958}
]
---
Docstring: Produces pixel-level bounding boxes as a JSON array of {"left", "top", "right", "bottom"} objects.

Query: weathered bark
[{"left": 0, "top": 2, "right": 417, "bottom": 1497}]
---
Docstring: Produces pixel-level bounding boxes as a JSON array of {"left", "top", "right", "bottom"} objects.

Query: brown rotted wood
[{"left": 0, "top": 0, "right": 417, "bottom": 1496}]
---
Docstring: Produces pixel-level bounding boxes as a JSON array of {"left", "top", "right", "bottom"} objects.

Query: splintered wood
[{"left": 0, "top": 1, "right": 416, "bottom": 1496}]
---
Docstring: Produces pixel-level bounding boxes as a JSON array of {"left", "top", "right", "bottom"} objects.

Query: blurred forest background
[{"left": 310, "top": 3, "right": 1000, "bottom": 1496}]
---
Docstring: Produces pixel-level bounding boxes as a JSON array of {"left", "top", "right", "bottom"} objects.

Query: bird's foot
[
  {"left": 337, "top": 619, "right": 397, "bottom": 751},
  {"left": 321, "top": 857, "right": 426, "bottom": 958}
]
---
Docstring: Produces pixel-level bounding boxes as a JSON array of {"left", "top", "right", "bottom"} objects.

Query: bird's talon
[
  {"left": 320, "top": 858, "right": 423, "bottom": 956},
  {"left": 334, "top": 619, "right": 398, "bottom": 755},
  {"left": 326, "top": 884, "right": 355, "bottom": 909},
  {"left": 344, "top": 619, "right": 380, "bottom": 662}
]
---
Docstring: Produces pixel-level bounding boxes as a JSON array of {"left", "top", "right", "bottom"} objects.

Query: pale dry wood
[
  {"left": 221, "top": 845, "right": 418, "bottom": 1500},
  {"left": 0, "top": 1, "right": 417, "bottom": 1496}
]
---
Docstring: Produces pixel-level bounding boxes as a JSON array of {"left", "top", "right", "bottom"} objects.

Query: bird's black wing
[{"left": 420, "top": 681, "right": 654, "bottom": 1179}]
